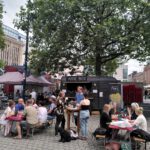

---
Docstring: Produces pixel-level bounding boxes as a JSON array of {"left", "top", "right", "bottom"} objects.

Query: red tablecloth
[
  {"left": 109, "top": 124, "right": 133, "bottom": 131},
  {"left": 6, "top": 115, "right": 23, "bottom": 121}
]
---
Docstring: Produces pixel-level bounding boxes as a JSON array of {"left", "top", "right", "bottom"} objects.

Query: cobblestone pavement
[{"left": 0, "top": 115, "right": 149, "bottom": 150}]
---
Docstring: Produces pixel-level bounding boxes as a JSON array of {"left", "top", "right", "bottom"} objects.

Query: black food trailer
[{"left": 61, "top": 76, "right": 121, "bottom": 111}]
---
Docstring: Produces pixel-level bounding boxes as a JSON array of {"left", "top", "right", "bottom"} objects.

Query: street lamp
[{"left": 23, "top": 0, "right": 30, "bottom": 100}]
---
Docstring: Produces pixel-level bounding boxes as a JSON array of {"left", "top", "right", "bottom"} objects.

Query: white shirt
[
  {"left": 30, "top": 91, "right": 37, "bottom": 99},
  {"left": 38, "top": 107, "right": 47, "bottom": 123},
  {"left": 134, "top": 114, "right": 147, "bottom": 131}
]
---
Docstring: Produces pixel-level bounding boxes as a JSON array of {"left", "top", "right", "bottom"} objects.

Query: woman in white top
[
  {"left": 0, "top": 100, "right": 15, "bottom": 136},
  {"left": 131, "top": 107, "right": 147, "bottom": 131},
  {"left": 38, "top": 101, "right": 47, "bottom": 124}
]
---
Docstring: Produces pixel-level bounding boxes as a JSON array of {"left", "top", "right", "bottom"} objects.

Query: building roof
[{"left": 3, "top": 24, "right": 26, "bottom": 42}]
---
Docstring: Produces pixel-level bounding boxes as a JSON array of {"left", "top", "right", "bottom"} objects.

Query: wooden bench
[
  {"left": 22, "top": 122, "right": 49, "bottom": 138},
  {"left": 95, "top": 134, "right": 106, "bottom": 145},
  {"left": 132, "top": 136, "right": 147, "bottom": 150}
]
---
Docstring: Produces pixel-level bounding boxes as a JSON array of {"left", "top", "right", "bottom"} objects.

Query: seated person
[
  {"left": 109, "top": 102, "right": 117, "bottom": 117},
  {"left": 130, "top": 107, "right": 148, "bottom": 149},
  {"left": 47, "top": 95, "right": 57, "bottom": 120},
  {"left": 15, "top": 98, "right": 25, "bottom": 114},
  {"left": 130, "top": 107, "right": 147, "bottom": 131},
  {"left": 100, "top": 104, "right": 112, "bottom": 138},
  {"left": 38, "top": 101, "right": 47, "bottom": 124},
  {"left": 15, "top": 99, "right": 38, "bottom": 139},
  {"left": 127, "top": 102, "right": 139, "bottom": 120},
  {"left": 32, "top": 98, "right": 38, "bottom": 109},
  {"left": 0, "top": 100, "right": 15, "bottom": 136},
  {"left": 100, "top": 104, "right": 111, "bottom": 129}
]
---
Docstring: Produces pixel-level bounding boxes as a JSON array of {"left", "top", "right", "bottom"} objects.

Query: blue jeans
[
  {"left": 47, "top": 115, "right": 55, "bottom": 120},
  {"left": 80, "top": 117, "right": 89, "bottom": 138}
]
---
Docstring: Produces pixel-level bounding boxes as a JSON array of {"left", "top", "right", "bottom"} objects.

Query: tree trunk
[{"left": 95, "top": 54, "right": 102, "bottom": 76}]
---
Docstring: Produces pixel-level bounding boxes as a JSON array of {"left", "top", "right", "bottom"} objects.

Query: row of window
[{"left": 0, "top": 45, "right": 21, "bottom": 65}]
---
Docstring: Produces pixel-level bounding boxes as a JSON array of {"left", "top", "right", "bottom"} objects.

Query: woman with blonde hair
[
  {"left": 131, "top": 107, "right": 147, "bottom": 131},
  {"left": 127, "top": 102, "right": 139, "bottom": 120},
  {"left": 0, "top": 100, "right": 15, "bottom": 136}
]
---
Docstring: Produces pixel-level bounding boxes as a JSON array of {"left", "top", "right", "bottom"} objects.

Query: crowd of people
[
  {"left": 0, "top": 86, "right": 149, "bottom": 149},
  {"left": 0, "top": 86, "right": 91, "bottom": 141}
]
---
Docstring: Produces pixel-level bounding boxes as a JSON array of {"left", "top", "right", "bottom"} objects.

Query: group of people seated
[
  {"left": 0, "top": 98, "right": 48, "bottom": 138},
  {"left": 100, "top": 102, "right": 147, "bottom": 132},
  {"left": 0, "top": 88, "right": 91, "bottom": 141},
  {"left": 99, "top": 102, "right": 148, "bottom": 149},
  {"left": 0, "top": 91, "right": 68, "bottom": 139}
]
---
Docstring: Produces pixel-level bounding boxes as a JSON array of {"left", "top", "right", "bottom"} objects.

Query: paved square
[{"left": 0, "top": 115, "right": 149, "bottom": 150}]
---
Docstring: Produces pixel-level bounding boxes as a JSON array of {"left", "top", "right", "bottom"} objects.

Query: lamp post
[{"left": 23, "top": 0, "right": 30, "bottom": 100}]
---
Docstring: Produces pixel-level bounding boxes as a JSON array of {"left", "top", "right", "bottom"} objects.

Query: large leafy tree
[
  {"left": 0, "top": 1, "right": 5, "bottom": 50},
  {"left": 15, "top": 0, "right": 150, "bottom": 75}
]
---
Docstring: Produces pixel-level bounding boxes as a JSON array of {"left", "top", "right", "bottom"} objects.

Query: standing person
[
  {"left": 57, "top": 91, "right": 66, "bottom": 105},
  {"left": 78, "top": 91, "right": 90, "bottom": 140},
  {"left": 55, "top": 91, "right": 66, "bottom": 135},
  {"left": 30, "top": 89, "right": 37, "bottom": 100},
  {"left": 75, "top": 86, "right": 84, "bottom": 104},
  {"left": 15, "top": 90, "right": 21, "bottom": 99},
  {"left": 0, "top": 88, "right": 4, "bottom": 96},
  {"left": 74, "top": 86, "right": 84, "bottom": 126},
  {"left": 144, "top": 90, "right": 148, "bottom": 100}
]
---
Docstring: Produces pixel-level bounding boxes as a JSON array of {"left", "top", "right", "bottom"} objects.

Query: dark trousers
[{"left": 55, "top": 115, "right": 65, "bottom": 135}]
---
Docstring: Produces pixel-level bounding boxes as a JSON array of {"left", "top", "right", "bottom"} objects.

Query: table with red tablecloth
[{"left": 108, "top": 121, "right": 134, "bottom": 149}]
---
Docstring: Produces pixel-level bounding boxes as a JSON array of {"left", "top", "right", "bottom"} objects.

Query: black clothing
[
  {"left": 100, "top": 112, "right": 111, "bottom": 129},
  {"left": 109, "top": 108, "right": 115, "bottom": 117},
  {"left": 55, "top": 103, "right": 66, "bottom": 135},
  {"left": 131, "top": 111, "right": 138, "bottom": 120},
  {"left": 81, "top": 105, "right": 90, "bottom": 110},
  {"left": 55, "top": 115, "right": 66, "bottom": 135}
]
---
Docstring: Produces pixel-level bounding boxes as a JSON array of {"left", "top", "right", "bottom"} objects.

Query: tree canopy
[{"left": 15, "top": 0, "right": 150, "bottom": 75}]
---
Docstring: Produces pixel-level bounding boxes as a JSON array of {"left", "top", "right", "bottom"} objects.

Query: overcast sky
[
  {"left": 2, "top": 0, "right": 27, "bottom": 29},
  {"left": 2, "top": 0, "right": 144, "bottom": 74}
]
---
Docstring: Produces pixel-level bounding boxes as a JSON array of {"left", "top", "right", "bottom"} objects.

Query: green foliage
[
  {"left": 0, "top": 59, "right": 5, "bottom": 68},
  {"left": 0, "top": 1, "right": 5, "bottom": 50},
  {"left": 14, "top": 0, "right": 150, "bottom": 75}
]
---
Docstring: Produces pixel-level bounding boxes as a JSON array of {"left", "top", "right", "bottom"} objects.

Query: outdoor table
[
  {"left": 6, "top": 115, "right": 24, "bottom": 135},
  {"left": 66, "top": 107, "right": 80, "bottom": 133},
  {"left": 108, "top": 121, "right": 134, "bottom": 149},
  {"left": 6, "top": 115, "right": 23, "bottom": 122}
]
